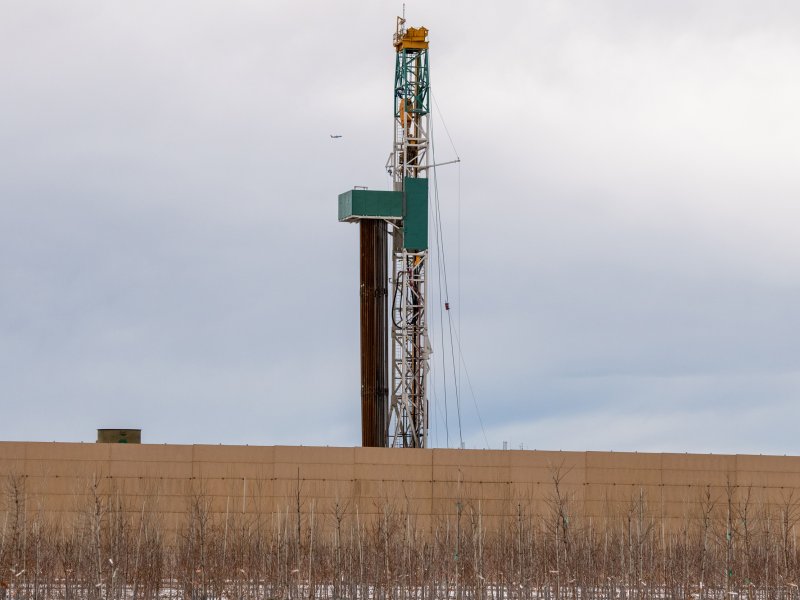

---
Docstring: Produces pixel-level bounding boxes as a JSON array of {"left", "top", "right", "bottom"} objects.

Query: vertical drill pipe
[{"left": 359, "top": 220, "right": 388, "bottom": 447}]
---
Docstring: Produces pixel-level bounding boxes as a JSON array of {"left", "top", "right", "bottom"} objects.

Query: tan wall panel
[
  {"left": 509, "top": 480, "right": 544, "bottom": 494},
  {"left": 193, "top": 461, "right": 273, "bottom": 479},
  {"left": 107, "top": 476, "right": 150, "bottom": 496},
  {"left": 584, "top": 482, "right": 662, "bottom": 503},
  {"left": 431, "top": 498, "right": 510, "bottom": 518},
  {"left": 200, "top": 477, "right": 249, "bottom": 498},
  {"left": 735, "top": 470, "right": 800, "bottom": 488},
  {"left": 110, "top": 444, "right": 192, "bottom": 463},
  {"left": 509, "top": 481, "right": 549, "bottom": 499},
  {"left": 0, "top": 460, "right": 26, "bottom": 477},
  {"left": 301, "top": 479, "right": 356, "bottom": 499},
  {"left": 349, "top": 497, "right": 431, "bottom": 518},
  {"left": 508, "top": 467, "right": 566, "bottom": 485},
  {"left": 5, "top": 443, "right": 800, "bottom": 534},
  {"left": 112, "top": 494, "right": 188, "bottom": 513},
  {"left": 192, "top": 444, "right": 274, "bottom": 463},
  {"left": 274, "top": 462, "right": 355, "bottom": 480},
  {"left": 356, "top": 446, "right": 430, "bottom": 466},
  {"left": 355, "top": 496, "right": 401, "bottom": 515},
  {"left": 584, "top": 499, "right": 614, "bottom": 518},
  {"left": 0, "top": 442, "right": 30, "bottom": 459},
  {"left": 431, "top": 481, "right": 508, "bottom": 501},
  {"left": 362, "top": 484, "right": 423, "bottom": 506},
  {"left": 736, "top": 454, "right": 800, "bottom": 472},
  {"left": 511, "top": 466, "right": 585, "bottom": 486},
  {"left": 587, "top": 451, "right": 662, "bottom": 470},
  {"left": 381, "top": 480, "right": 431, "bottom": 498},
  {"left": 110, "top": 461, "right": 192, "bottom": 478},
  {"left": 27, "top": 494, "right": 87, "bottom": 513},
  {"left": 26, "top": 442, "right": 110, "bottom": 461},
  {"left": 25, "top": 475, "right": 83, "bottom": 495},
  {"left": 660, "top": 484, "right": 699, "bottom": 501},
  {"left": 434, "top": 449, "right": 509, "bottom": 467},
  {"left": 432, "top": 465, "right": 510, "bottom": 484},
  {"left": 355, "top": 463, "right": 431, "bottom": 481},
  {"left": 274, "top": 445, "right": 355, "bottom": 464},
  {"left": 356, "top": 479, "right": 418, "bottom": 498},
  {"left": 662, "top": 469, "right": 735, "bottom": 487},
  {"left": 765, "top": 471, "right": 800, "bottom": 488},
  {"left": 509, "top": 450, "right": 585, "bottom": 469},
  {"left": 662, "top": 453, "right": 736, "bottom": 472},
  {"left": 271, "top": 479, "right": 303, "bottom": 499},
  {"left": 26, "top": 458, "right": 109, "bottom": 478},
  {"left": 147, "top": 477, "right": 192, "bottom": 497},
  {"left": 298, "top": 479, "right": 345, "bottom": 498},
  {"left": 588, "top": 467, "right": 662, "bottom": 486}
]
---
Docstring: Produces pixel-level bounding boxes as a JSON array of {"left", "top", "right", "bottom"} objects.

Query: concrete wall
[{"left": 1, "top": 442, "right": 799, "bottom": 532}]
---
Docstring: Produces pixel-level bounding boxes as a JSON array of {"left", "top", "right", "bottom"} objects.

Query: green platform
[
  {"left": 338, "top": 189, "right": 403, "bottom": 222},
  {"left": 338, "top": 177, "right": 428, "bottom": 251}
]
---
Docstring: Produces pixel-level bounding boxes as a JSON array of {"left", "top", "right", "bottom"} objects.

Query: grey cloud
[{"left": 1, "top": 1, "right": 798, "bottom": 452}]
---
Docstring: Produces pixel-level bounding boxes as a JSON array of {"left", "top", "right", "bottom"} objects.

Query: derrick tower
[
  {"left": 337, "top": 17, "right": 430, "bottom": 448},
  {"left": 389, "top": 18, "right": 430, "bottom": 448}
]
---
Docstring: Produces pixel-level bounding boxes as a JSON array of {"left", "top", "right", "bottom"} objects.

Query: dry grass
[{"left": 2, "top": 468, "right": 800, "bottom": 599}]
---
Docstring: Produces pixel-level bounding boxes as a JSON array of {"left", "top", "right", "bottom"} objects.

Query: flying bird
[{"left": 330, "top": 134, "right": 342, "bottom": 139}]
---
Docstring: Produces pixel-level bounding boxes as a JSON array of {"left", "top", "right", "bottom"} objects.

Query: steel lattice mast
[
  {"left": 388, "top": 18, "right": 430, "bottom": 448},
  {"left": 337, "top": 17, "right": 430, "bottom": 449}
]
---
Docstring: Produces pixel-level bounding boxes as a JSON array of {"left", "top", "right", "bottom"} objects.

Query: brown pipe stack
[{"left": 359, "top": 220, "right": 388, "bottom": 447}]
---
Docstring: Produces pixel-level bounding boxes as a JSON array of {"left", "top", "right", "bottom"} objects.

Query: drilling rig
[{"left": 338, "top": 17, "right": 430, "bottom": 448}]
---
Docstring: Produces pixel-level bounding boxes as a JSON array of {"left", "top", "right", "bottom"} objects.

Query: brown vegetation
[{"left": 3, "top": 467, "right": 800, "bottom": 599}]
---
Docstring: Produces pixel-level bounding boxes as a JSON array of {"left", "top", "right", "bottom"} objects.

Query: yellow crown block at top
[{"left": 394, "top": 26, "right": 429, "bottom": 51}]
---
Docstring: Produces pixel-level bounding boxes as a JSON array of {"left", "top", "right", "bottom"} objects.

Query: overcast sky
[{"left": 2, "top": 1, "right": 799, "bottom": 454}]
